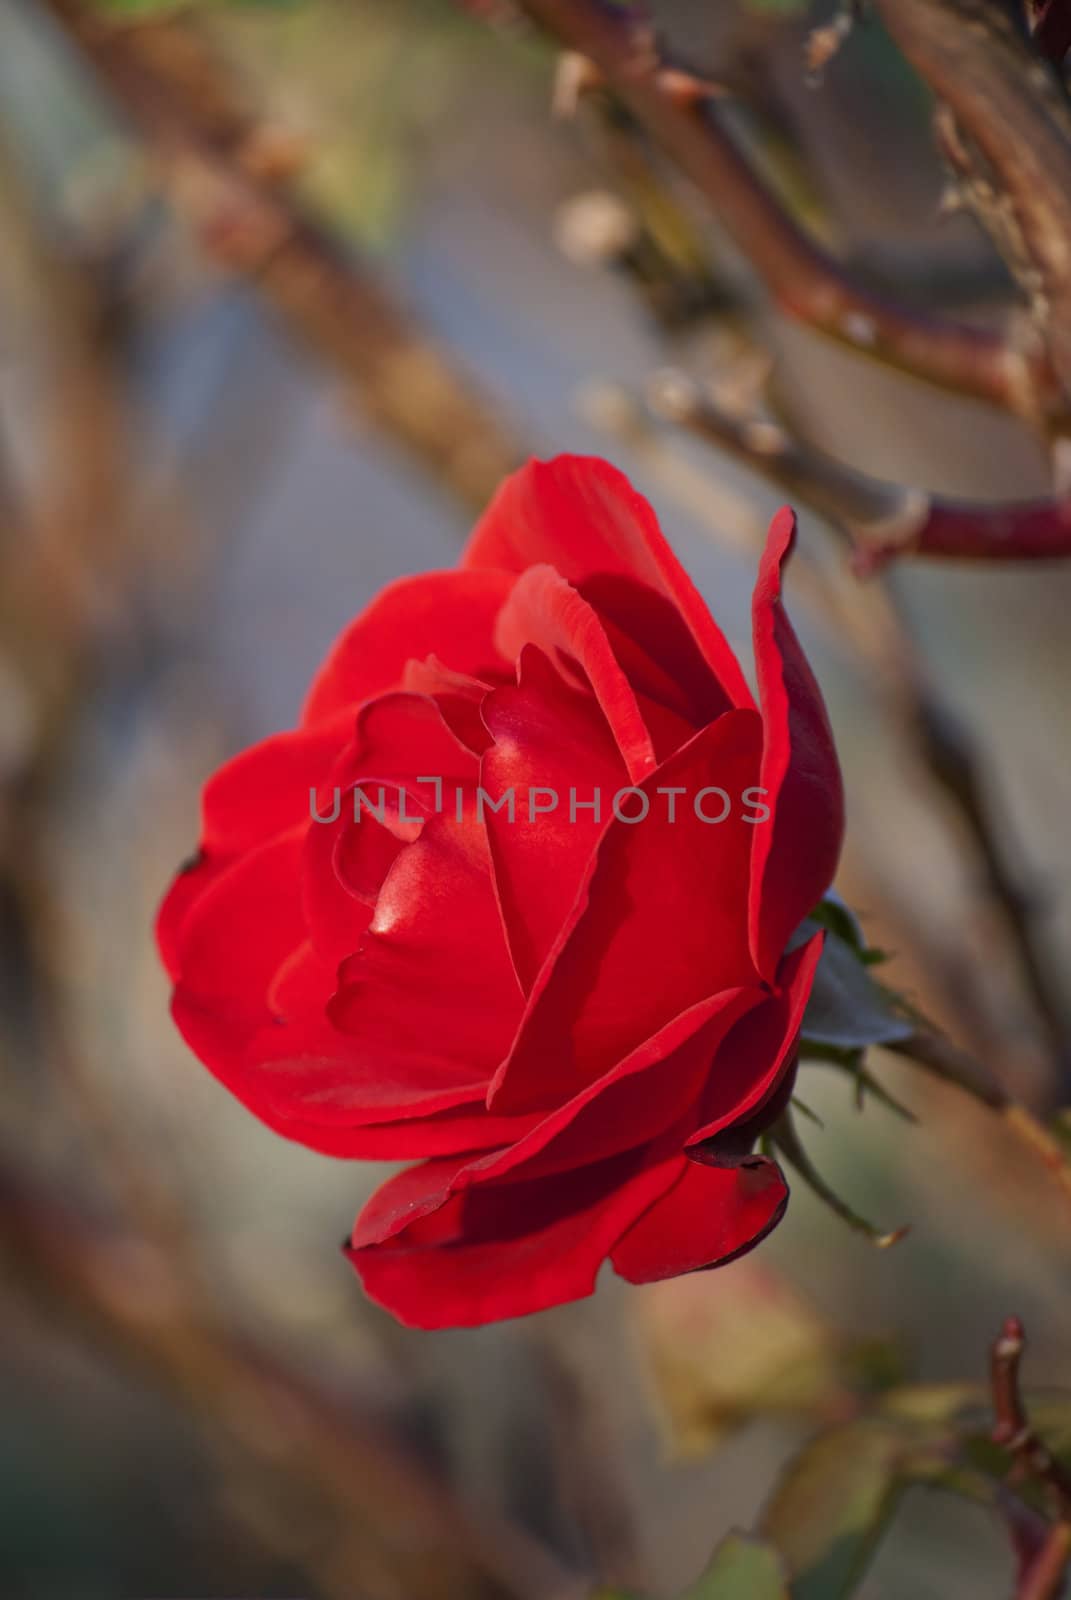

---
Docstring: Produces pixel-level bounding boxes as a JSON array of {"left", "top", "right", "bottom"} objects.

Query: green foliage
[
  {"left": 680, "top": 1533, "right": 789, "bottom": 1599},
  {"left": 760, "top": 1416, "right": 958, "bottom": 1598},
  {"left": 800, "top": 910, "right": 915, "bottom": 1053},
  {"left": 595, "top": 1531, "right": 787, "bottom": 1600},
  {"left": 92, "top": 0, "right": 300, "bottom": 14},
  {"left": 596, "top": 1386, "right": 1071, "bottom": 1600}
]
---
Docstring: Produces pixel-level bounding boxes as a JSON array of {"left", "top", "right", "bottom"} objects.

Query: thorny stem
[
  {"left": 40, "top": 0, "right": 524, "bottom": 509},
  {"left": 992, "top": 1324, "right": 1069, "bottom": 1523},
  {"left": 648, "top": 368, "right": 1071, "bottom": 571},
  {"left": 1020, "top": 1523, "right": 1071, "bottom": 1600},
  {"left": 512, "top": 0, "right": 1062, "bottom": 417}
]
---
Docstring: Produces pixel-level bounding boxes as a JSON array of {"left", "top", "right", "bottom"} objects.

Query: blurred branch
[
  {"left": 0, "top": 1149, "right": 581, "bottom": 1600},
  {"left": 38, "top": 0, "right": 525, "bottom": 510},
  {"left": 894, "top": 1034, "right": 1071, "bottom": 1208},
  {"left": 872, "top": 0, "right": 1071, "bottom": 400},
  {"left": 511, "top": 0, "right": 1062, "bottom": 418},
  {"left": 647, "top": 367, "right": 1071, "bottom": 572},
  {"left": 990, "top": 1316, "right": 1071, "bottom": 1600},
  {"left": 850, "top": 492, "right": 1071, "bottom": 570}
]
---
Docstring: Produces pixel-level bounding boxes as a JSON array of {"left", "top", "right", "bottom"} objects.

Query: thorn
[
  {"left": 647, "top": 367, "right": 700, "bottom": 422},
  {"left": 937, "top": 183, "right": 966, "bottom": 218},
  {"left": 552, "top": 51, "right": 603, "bottom": 118},
  {"left": 806, "top": 16, "right": 854, "bottom": 80},
  {"left": 654, "top": 66, "right": 726, "bottom": 108}
]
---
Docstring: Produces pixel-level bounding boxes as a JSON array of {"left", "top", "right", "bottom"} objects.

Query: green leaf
[
  {"left": 800, "top": 911, "right": 915, "bottom": 1052},
  {"left": 760, "top": 1417, "right": 956, "bottom": 1599},
  {"left": 681, "top": 1532, "right": 789, "bottom": 1598},
  {"left": 595, "top": 1533, "right": 789, "bottom": 1600}
]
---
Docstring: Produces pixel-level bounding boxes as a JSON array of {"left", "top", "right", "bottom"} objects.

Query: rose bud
[{"left": 158, "top": 455, "right": 843, "bottom": 1328}]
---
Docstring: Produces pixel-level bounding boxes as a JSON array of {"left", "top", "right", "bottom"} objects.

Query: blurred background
[{"left": 1, "top": 1, "right": 1070, "bottom": 1596}]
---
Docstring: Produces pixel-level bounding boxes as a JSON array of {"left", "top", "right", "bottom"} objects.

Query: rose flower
[{"left": 158, "top": 455, "right": 843, "bottom": 1328}]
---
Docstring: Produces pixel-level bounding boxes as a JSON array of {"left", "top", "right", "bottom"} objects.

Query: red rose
[{"left": 158, "top": 455, "right": 843, "bottom": 1328}]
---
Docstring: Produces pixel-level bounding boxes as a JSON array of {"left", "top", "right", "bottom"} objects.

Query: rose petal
[
  {"left": 346, "top": 1147, "right": 680, "bottom": 1329},
  {"left": 480, "top": 645, "right": 627, "bottom": 991},
  {"left": 329, "top": 806, "right": 524, "bottom": 1092},
  {"left": 400, "top": 654, "right": 494, "bottom": 755},
  {"left": 749, "top": 509, "right": 844, "bottom": 981},
  {"left": 489, "top": 710, "right": 763, "bottom": 1113},
  {"left": 494, "top": 565, "right": 657, "bottom": 781},
  {"left": 157, "top": 711, "right": 354, "bottom": 979},
  {"left": 577, "top": 571, "right": 734, "bottom": 751},
  {"left": 302, "top": 569, "right": 514, "bottom": 725},
  {"left": 463, "top": 456, "right": 754, "bottom": 709},
  {"left": 686, "top": 930, "right": 824, "bottom": 1148},
  {"left": 610, "top": 1155, "right": 789, "bottom": 1283}
]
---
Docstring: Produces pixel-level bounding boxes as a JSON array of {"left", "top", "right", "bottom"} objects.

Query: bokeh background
[{"left": 1, "top": 1, "right": 1070, "bottom": 1596}]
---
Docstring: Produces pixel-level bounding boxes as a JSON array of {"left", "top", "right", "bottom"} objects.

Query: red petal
[
  {"left": 749, "top": 509, "right": 844, "bottom": 980},
  {"left": 464, "top": 986, "right": 761, "bottom": 1184},
  {"left": 489, "top": 710, "right": 763, "bottom": 1114},
  {"left": 157, "top": 711, "right": 354, "bottom": 979},
  {"left": 201, "top": 711, "right": 356, "bottom": 858},
  {"left": 463, "top": 456, "right": 754, "bottom": 709},
  {"left": 302, "top": 569, "right": 514, "bottom": 725},
  {"left": 329, "top": 807, "right": 523, "bottom": 1091},
  {"left": 480, "top": 645, "right": 627, "bottom": 991},
  {"left": 400, "top": 655, "right": 494, "bottom": 755},
  {"left": 610, "top": 1154, "right": 788, "bottom": 1283},
  {"left": 303, "top": 692, "right": 478, "bottom": 963},
  {"left": 170, "top": 830, "right": 307, "bottom": 1021},
  {"left": 494, "top": 565, "right": 657, "bottom": 781},
  {"left": 686, "top": 930, "right": 824, "bottom": 1148},
  {"left": 578, "top": 571, "right": 735, "bottom": 750},
  {"left": 346, "top": 1148, "right": 680, "bottom": 1328}
]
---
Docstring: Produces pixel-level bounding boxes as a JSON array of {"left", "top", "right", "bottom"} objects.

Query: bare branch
[
  {"left": 851, "top": 492, "right": 1071, "bottom": 570},
  {"left": 991, "top": 1318, "right": 1071, "bottom": 1519},
  {"left": 40, "top": 0, "right": 525, "bottom": 510},
  {"left": 873, "top": 0, "right": 1071, "bottom": 399},
  {"left": 513, "top": 0, "right": 1061, "bottom": 416}
]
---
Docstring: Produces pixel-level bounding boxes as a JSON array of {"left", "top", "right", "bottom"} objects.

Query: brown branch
[
  {"left": 645, "top": 367, "right": 1071, "bottom": 570},
  {"left": 872, "top": 0, "right": 1071, "bottom": 400},
  {"left": 1020, "top": 1523, "right": 1071, "bottom": 1600},
  {"left": 991, "top": 1318, "right": 1071, "bottom": 1518},
  {"left": 852, "top": 491, "right": 1071, "bottom": 569},
  {"left": 511, "top": 0, "right": 1061, "bottom": 417},
  {"left": 39, "top": 0, "right": 525, "bottom": 510},
  {"left": 896, "top": 1035, "right": 1071, "bottom": 1206}
]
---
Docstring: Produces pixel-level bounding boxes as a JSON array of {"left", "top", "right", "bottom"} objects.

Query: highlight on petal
[
  {"left": 480, "top": 644, "right": 628, "bottom": 991},
  {"left": 749, "top": 509, "right": 844, "bottom": 982},
  {"left": 328, "top": 806, "right": 524, "bottom": 1092},
  {"left": 462, "top": 456, "right": 755, "bottom": 709}
]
